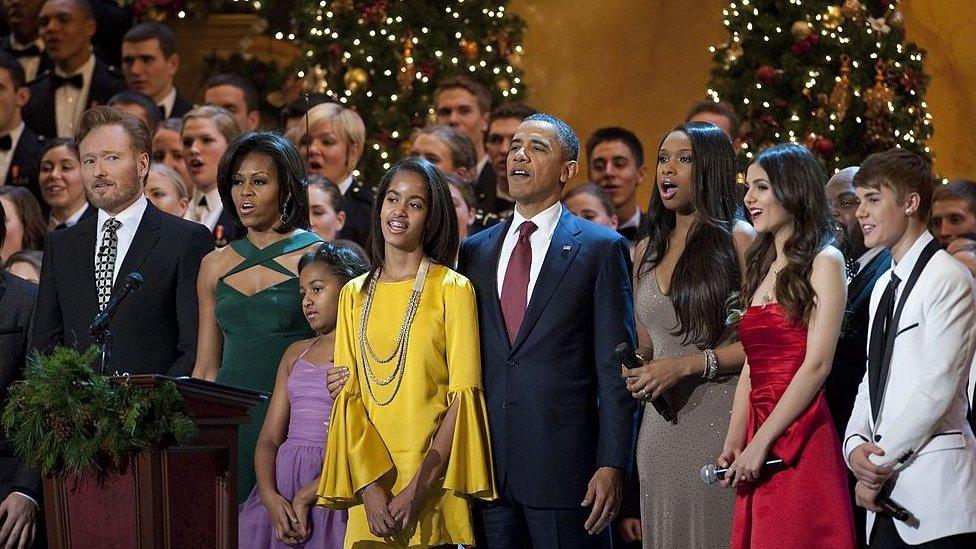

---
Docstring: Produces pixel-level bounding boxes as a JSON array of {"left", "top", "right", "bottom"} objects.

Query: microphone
[
  {"left": 878, "top": 494, "right": 912, "bottom": 523},
  {"left": 699, "top": 458, "right": 785, "bottom": 485},
  {"left": 615, "top": 342, "right": 675, "bottom": 423},
  {"left": 90, "top": 272, "right": 144, "bottom": 336}
]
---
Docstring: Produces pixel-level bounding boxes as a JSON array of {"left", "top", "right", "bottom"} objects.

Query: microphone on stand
[
  {"left": 90, "top": 272, "right": 144, "bottom": 336},
  {"left": 699, "top": 458, "right": 785, "bottom": 485},
  {"left": 616, "top": 342, "right": 675, "bottom": 423}
]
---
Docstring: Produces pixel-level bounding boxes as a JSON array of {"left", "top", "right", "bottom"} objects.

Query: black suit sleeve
[
  {"left": 168, "top": 226, "right": 213, "bottom": 377},
  {"left": 593, "top": 236, "right": 639, "bottom": 471},
  {"left": 28, "top": 237, "right": 64, "bottom": 356}
]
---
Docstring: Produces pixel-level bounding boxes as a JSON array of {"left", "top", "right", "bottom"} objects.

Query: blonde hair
[
  {"left": 181, "top": 105, "right": 242, "bottom": 144},
  {"left": 149, "top": 163, "right": 188, "bottom": 199},
  {"left": 289, "top": 102, "right": 365, "bottom": 172}
]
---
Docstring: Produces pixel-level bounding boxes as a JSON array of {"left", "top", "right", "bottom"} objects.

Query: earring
[{"left": 280, "top": 202, "right": 290, "bottom": 224}]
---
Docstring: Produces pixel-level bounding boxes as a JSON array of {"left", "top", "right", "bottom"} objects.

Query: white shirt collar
[
  {"left": 891, "top": 230, "right": 935, "bottom": 282},
  {"left": 619, "top": 208, "right": 642, "bottom": 230},
  {"left": 55, "top": 53, "right": 95, "bottom": 78},
  {"left": 1, "top": 121, "right": 25, "bottom": 148},
  {"left": 158, "top": 86, "right": 177, "bottom": 118},
  {"left": 8, "top": 35, "right": 43, "bottom": 52},
  {"left": 97, "top": 193, "right": 148, "bottom": 230},
  {"left": 856, "top": 247, "right": 885, "bottom": 276},
  {"left": 338, "top": 174, "right": 354, "bottom": 195},
  {"left": 508, "top": 200, "right": 562, "bottom": 241},
  {"left": 50, "top": 201, "right": 89, "bottom": 229}
]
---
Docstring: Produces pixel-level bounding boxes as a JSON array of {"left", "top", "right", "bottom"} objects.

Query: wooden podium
[{"left": 41, "top": 376, "right": 266, "bottom": 548}]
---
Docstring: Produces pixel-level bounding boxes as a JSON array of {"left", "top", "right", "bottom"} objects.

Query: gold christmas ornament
[
  {"left": 330, "top": 0, "right": 353, "bottom": 13},
  {"left": 823, "top": 5, "right": 844, "bottom": 29},
  {"left": 842, "top": 0, "right": 864, "bottom": 25},
  {"left": 460, "top": 39, "right": 479, "bottom": 61},
  {"left": 829, "top": 54, "right": 852, "bottom": 121},
  {"left": 507, "top": 52, "right": 523, "bottom": 68},
  {"left": 496, "top": 78, "right": 512, "bottom": 92},
  {"left": 343, "top": 67, "right": 369, "bottom": 92},
  {"left": 791, "top": 21, "right": 813, "bottom": 40},
  {"left": 864, "top": 61, "right": 895, "bottom": 113}
]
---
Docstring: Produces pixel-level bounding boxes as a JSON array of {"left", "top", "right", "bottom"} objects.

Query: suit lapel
[
  {"left": 510, "top": 210, "right": 581, "bottom": 353},
  {"left": 484, "top": 219, "right": 512, "bottom": 350},
  {"left": 112, "top": 205, "right": 162, "bottom": 294},
  {"left": 69, "top": 217, "right": 99, "bottom": 314},
  {"left": 849, "top": 250, "right": 890, "bottom": 301}
]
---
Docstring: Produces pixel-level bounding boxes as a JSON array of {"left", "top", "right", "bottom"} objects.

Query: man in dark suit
[
  {"left": 203, "top": 73, "right": 260, "bottom": 133},
  {"left": 0, "top": 54, "right": 44, "bottom": 206},
  {"left": 121, "top": 22, "right": 191, "bottom": 120},
  {"left": 31, "top": 106, "right": 212, "bottom": 376},
  {"left": 586, "top": 127, "right": 648, "bottom": 245},
  {"left": 824, "top": 166, "right": 890, "bottom": 548},
  {"left": 473, "top": 101, "right": 536, "bottom": 232},
  {"left": 22, "top": 0, "right": 124, "bottom": 139},
  {"left": 459, "top": 113, "right": 637, "bottom": 548},
  {"left": 1, "top": 0, "right": 52, "bottom": 83},
  {"left": 335, "top": 180, "right": 372, "bottom": 249},
  {"left": 0, "top": 201, "right": 41, "bottom": 548}
]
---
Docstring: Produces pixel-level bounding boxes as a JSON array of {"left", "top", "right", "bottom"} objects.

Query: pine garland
[{"left": 1, "top": 347, "right": 196, "bottom": 478}]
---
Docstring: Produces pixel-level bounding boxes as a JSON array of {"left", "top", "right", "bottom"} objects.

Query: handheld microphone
[
  {"left": 616, "top": 342, "right": 675, "bottom": 423},
  {"left": 878, "top": 494, "right": 912, "bottom": 523},
  {"left": 90, "top": 272, "right": 144, "bottom": 336},
  {"left": 699, "top": 458, "right": 785, "bottom": 485}
]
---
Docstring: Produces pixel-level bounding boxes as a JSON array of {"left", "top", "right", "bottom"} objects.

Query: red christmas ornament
[
  {"left": 327, "top": 43, "right": 343, "bottom": 58},
  {"left": 418, "top": 60, "right": 435, "bottom": 79},
  {"left": 806, "top": 34, "right": 820, "bottom": 46},
  {"left": 362, "top": 0, "right": 388, "bottom": 23},
  {"left": 757, "top": 65, "right": 778, "bottom": 84},
  {"left": 814, "top": 136, "right": 835, "bottom": 156},
  {"left": 791, "top": 40, "right": 812, "bottom": 56}
]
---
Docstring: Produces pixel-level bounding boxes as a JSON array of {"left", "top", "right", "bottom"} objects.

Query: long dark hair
[
  {"left": 638, "top": 122, "right": 741, "bottom": 349},
  {"left": 217, "top": 131, "right": 310, "bottom": 234},
  {"left": 365, "top": 157, "right": 459, "bottom": 283},
  {"left": 741, "top": 144, "right": 835, "bottom": 326}
]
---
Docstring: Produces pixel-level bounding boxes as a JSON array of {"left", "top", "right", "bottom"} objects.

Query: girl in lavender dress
[{"left": 238, "top": 242, "right": 369, "bottom": 547}]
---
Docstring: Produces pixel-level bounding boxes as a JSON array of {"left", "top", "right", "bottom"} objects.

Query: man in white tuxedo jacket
[{"left": 844, "top": 148, "right": 976, "bottom": 548}]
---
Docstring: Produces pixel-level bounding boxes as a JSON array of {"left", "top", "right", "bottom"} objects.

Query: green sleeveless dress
[{"left": 214, "top": 231, "right": 321, "bottom": 501}]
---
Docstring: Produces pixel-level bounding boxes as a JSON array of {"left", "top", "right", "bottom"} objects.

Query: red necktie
[{"left": 501, "top": 220, "right": 538, "bottom": 343}]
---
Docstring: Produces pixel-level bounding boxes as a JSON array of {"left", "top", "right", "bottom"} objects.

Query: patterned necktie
[
  {"left": 96, "top": 218, "right": 122, "bottom": 309},
  {"left": 500, "top": 220, "right": 538, "bottom": 343}
]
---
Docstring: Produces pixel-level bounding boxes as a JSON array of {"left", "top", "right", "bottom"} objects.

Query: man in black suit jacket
[
  {"left": 22, "top": 0, "right": 124, "bottom": 139},
  {"left": 121, "top": 22, "right": 192, "bottom": 119},
  {"left": 31, "top": 106, "right": 212, "bottom": 376},
  {"left": 335, "top": 180, "right": 373, "bottom": 249},
  {"left": 0, "top": 53, "right": 44, "bottom": 206},
  {"left": 586, "top": 127, "right": 648, "bottom": 245},
  {"left": 0, "top": 203, "right": 41, "bottom": 548},
  {"left": 459, "top": 113, "right": 637, "bottom": 548},
  {"left": 823, "top": 166, "right": 890, "bottom": 548},
  {"left": 0, "top": 0, "right": 52, "bottom": 83}
]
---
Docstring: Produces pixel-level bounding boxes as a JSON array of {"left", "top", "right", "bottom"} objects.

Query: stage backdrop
[{"left": 511, "top": 0, "right": 976, "bottom": 205}]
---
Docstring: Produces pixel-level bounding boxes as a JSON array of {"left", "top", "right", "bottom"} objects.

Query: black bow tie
[
  {"left": 0, "top": 134, "right": 11, "bottom": 152},
  {"left": 10, "top": 44, "right": 41, "bottom": 58},
  {"left": 51, "top": 73, "right": 83, "bottom": 90},
  {"left": 157, "top": 104, "right": 167, "bottom": 118}
]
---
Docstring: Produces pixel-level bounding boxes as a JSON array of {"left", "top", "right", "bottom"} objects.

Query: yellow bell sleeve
[
  {"left": 317, "top": 280, "right": 394, "bottom": 509},
  {"left": 441, "top": 272, "right": 497, "bottom": 501}
]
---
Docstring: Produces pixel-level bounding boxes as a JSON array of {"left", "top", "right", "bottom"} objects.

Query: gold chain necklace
[{"left": 359, "top": 257, "right": 430, "bottom": 406}]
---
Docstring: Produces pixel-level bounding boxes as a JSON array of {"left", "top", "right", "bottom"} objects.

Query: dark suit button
[
  {"left": 506, "top": 359, "right": 516, "bottom": 368},
  {"left": 874, "top": 434, "right": 882, "bottom": 442}
]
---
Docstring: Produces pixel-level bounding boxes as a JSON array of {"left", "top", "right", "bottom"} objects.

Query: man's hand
[
  {"left": 0, "top": 493, "right": 37, "bottom": 549},
  {"left": 848, "top": 442, "right": 893, "bottom": 489},
  {"left": 617, "top": 517, "right": 642, "bottom": 543},
  {"left": 855, "top": 481, "right": 882, "bottom": 512},
  {"left": 581, "top": 467, "right": 622, "bottom": 535}
]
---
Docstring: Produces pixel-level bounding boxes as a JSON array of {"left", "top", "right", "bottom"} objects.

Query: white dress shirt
[
  {"left": 496, "top": 201, "right": 563, "bottom": 302},
  {"left": 0, "top": 122, "right": 24, "bottom": 185},
  {"left": 95, "top": 194, "right": 148, "bottom": 285},
  {"left": 183, "top": 187, "right": 222, "bottom": 231},
  {"left": 48, "top": 201, "right": 89, "bottom": 231},
  {"left": 618, "top": 209, "right": 642, "bottom": 230},
  {"left": 158, "top": 86, "right": 176, "bottom": 118},
  {"left": 55, "top": 54, "right": 96, "bottom": 138},
  {"left": 337, "top": 174, "right": 354, "bottom": 195},
  {"left": 8, "top": 36, "right": 43, "bottom": 82},
  {"left": 888, "top": 230, "right": 935, "bottom": 302}
]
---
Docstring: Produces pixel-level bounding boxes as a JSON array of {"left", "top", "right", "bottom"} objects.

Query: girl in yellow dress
[{"left": 317, "top": 157, "right": 496, "bottom": 548}]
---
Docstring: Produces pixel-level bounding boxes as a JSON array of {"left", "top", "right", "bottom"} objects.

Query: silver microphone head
[{"left": 700, "top": 463, "right": 718, "bottom": 485}]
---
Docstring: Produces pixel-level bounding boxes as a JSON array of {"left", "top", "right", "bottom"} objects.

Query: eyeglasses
[{"left": 831, "top": 197, "right": 861, "bottom": 210}]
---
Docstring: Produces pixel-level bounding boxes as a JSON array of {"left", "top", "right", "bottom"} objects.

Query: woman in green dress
[{"left": 192, "top": 132, "right": 322, "bottom": 501}]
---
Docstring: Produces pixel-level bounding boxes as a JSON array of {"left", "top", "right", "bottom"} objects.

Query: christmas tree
[
  {"left": 706, "top": 0, "right": 933, "bottom": 172},
  {"left": 273, "top": 0, "right": 526, "bottom": 182}
]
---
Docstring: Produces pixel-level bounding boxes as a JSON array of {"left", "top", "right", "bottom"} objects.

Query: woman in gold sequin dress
[
  {"left": 623, "top": 123, "right": 754, "bottom": 548},
  {"left": 317, "top": 157, "right": 496, "bottom": 548}
]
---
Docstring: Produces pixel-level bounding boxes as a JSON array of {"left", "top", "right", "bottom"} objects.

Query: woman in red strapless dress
[{"left": 720, "top": 144, "right": 855, "bottom": 549}]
